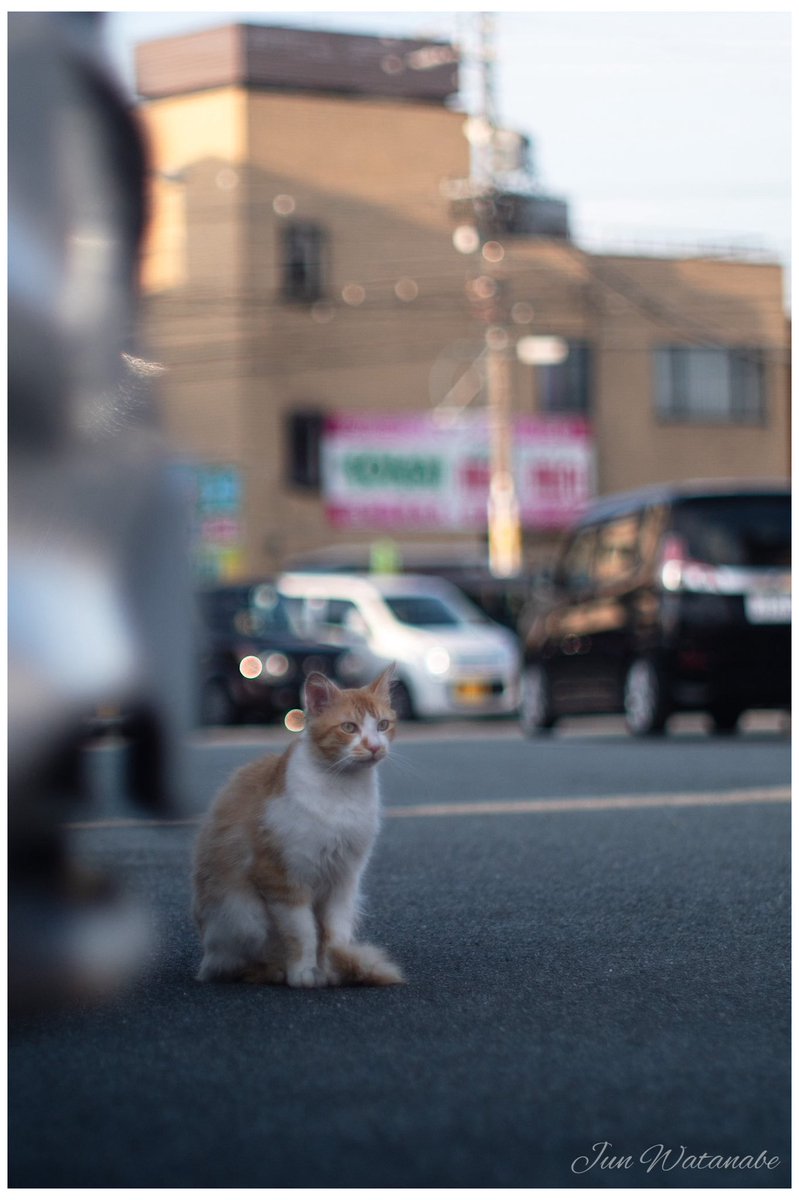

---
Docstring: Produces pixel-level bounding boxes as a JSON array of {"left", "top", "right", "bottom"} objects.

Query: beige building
[{"left": 135, "top": 23, "right": 790, "bottom": 581}]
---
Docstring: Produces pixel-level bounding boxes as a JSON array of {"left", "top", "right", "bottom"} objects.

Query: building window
[
  {"left": 536, "top": 341, "right": 592, "bottom": 414},
  {"left": 654, "top": 346, "right": 765, "bottom": 423},
  {"left": 287, "top": 411, "right": 324, "bottom": 490},
  {"left": 280, "top": 222, "right": 327, "bottom": 304}
]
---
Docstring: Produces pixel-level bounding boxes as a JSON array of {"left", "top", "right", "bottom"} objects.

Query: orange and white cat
[{"left": 192, "top": 665, "right": 404, "bottom": 988}]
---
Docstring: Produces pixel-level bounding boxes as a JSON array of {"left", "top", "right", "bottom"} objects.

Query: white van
[{"left": 277, "top": 573, "right": 520, "bottom": 719}]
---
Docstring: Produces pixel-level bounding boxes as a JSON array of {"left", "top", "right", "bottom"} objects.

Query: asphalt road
[{"left": 9, "top": 720, "right": 791, "bottom": 1187}]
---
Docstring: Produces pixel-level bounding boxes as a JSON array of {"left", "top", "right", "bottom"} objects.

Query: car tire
[
  {"left": 201, "top": 679, "right": 239, "bottom": 726},
  {"left": 391, "top": 680, "right": 415, "bottom": 722},
  {"left": 708, "top": 703, "right": 743, "bottom": 735},
  {"left": 623, "top": 658, "right": 669, "bottom": 736},
  {"left": 520, "top": 663, "right": 557, "bottom": 736}
]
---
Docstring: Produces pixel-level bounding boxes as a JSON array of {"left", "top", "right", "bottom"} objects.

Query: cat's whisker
[
  {"left": 328, "top": 759, "right": 353, "bottom": 778},
  {"left": 382, "top": 750, "right": 428, "bottom": 784}
]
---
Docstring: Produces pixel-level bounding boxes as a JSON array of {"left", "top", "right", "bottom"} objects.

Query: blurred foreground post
[{"left": 8, "top": 13, "right": 194, "bottom": 1012}]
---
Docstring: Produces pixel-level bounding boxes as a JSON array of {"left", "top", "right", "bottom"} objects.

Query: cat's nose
[{"left": 364, "top": 742, "right": 382, "bottom": 757}]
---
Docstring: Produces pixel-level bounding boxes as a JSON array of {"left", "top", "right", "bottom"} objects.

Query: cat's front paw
[{"left": 286, "top": 963, "right": 328, "bottom": 989}]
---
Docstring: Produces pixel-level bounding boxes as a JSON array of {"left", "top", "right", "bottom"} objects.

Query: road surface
[{"left": 9, "top": 718, "right": 791, "bottom": 1187}]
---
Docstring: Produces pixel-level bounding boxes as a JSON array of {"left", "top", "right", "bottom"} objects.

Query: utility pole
[
  {"left": 485, "top": 322, "right": 521, "bottom": 579},
  {"left": 468, "top": 13, "right": 522, "bottom": 578}
]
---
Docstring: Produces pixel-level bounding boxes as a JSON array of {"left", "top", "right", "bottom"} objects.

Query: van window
[
  {"left": 325, "top": 598, "right": 370, "bottom": 638},
  {"left": 594, "top": 515, "right": 641, "bottom": 585},
  {"left": 672, "top": 495, "right": 790, "bottom": 567},
  {"left": 638, "top": 505, "right": 668, "bottom": 567},
  {"left": 557, "top": 527, "right": 597, "bottom": 593},
  {"left": 383, "top": 595, "right": 461, "bottom": 627},
  {"left": 326, "top": 599, "right": 359, "bottom": 626}
]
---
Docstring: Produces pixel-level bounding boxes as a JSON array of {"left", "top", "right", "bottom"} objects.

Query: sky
[{"left": 105, "top": 7, "right": 791, "bottom": 285}]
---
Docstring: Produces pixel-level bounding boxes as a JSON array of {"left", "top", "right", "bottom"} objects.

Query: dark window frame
[
  {"left": 535, "top": 340, "right": 593, "bottom": 415},
  {"left": 286, "top": 409, "right": 325, "bottom": 491},
  {"left": 279, "top": 220, "right": 329, "bottom": 304},
  {"left": 654, "top": 345, "right": 766, "bottom": 425}
]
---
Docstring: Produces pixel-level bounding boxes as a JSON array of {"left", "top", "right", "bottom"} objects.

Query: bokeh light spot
[
  {"left": 311, "top": 302, "right": 335, "bottom": 324},
  {"left": 466, "top": 276, "right": 497, "bottom": 301},
  {"left": 265, "top": 652, "right": 289, "bottom": 678},
  {"left": 511, "top": 301, "right": 535, "bottom": 325},
  {"left": 394, "top": 277, "right": 418, "bottom": 302},
  {"left": 486, "top": 326, "right": 510, "bottom": 351},
  {"left": 285, "top": 709, "right": 305, "bottom": 733},
  {"left": 239, "top": 655, "right": 263, "bottom": 679},
  {"left": 381, "top": 54, "right": 403, "bottom": 75},
  {"left": 342, "top": 283, "right": 366, "bottom": 306},
  {"left": 453, "top": 225, "right": 480, "bottom": 255}
]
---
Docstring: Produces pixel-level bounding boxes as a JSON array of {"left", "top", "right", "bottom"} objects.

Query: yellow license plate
[{"left": 453, "top": 681, "right": 490, "bottom": 704}]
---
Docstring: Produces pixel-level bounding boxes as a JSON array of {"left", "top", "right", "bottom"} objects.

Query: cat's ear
[
  {"left": 304, "top": 672, "right": 341, "bottom": 717},
  {"left": 369, "top": 662, "right": 396, "bottom": 700}
]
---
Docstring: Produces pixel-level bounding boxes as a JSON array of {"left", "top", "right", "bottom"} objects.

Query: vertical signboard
[{"left": 171, "top": 462, "right": 245, "bottom": 580}]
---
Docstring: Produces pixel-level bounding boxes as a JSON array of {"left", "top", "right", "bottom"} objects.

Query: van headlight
[{"left": 425, "top": 647, "right": 451, "bottom": 676}]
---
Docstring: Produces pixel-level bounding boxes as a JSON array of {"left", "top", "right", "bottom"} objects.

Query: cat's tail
[{"left": 327, "top": 942, "right": 405, "bottom": 987}]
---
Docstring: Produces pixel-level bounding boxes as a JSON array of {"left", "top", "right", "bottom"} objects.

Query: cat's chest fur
[{"left": 263, "top": 739, "right": 380, "bottom": 887}]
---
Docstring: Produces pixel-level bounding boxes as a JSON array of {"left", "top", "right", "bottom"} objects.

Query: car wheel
[
  {"left": 201, "top": 679, "right": 238, "bottom": 726},
  {"left": 708, "top": 703, "right": 743, "bottom": 735},
  {"left": 520, "top": 663, "right": 557, "bottom": 736},
  {"left": 391, "top": 680, "right": 415, "bottom": 721},
  {"left": 623, "top": 658, "right": 669, "bottom": 736}
]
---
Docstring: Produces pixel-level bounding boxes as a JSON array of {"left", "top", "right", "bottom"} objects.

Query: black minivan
[{"left": 519, "top": 481, "right": 790, "bottom": 736}]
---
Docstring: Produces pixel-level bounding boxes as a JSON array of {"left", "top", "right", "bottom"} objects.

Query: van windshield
[
  {"left": 672, "top": 495, "right": 791, "bottom": 567},
  {"left": 383, "top": 595, "right": 462, "bottom": 627}
]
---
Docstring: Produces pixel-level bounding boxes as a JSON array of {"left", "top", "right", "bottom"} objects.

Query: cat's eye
[
  {"left": 340, "top": 721, "right": 358, "bottom": 734},
  {"left": 377, "top": 719, "right": 391, "bottom": 731}
]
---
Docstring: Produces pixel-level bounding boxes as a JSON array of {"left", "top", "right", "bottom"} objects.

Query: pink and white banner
[{"left": 322, "top": 412, "right": 594, "bottom": 531}]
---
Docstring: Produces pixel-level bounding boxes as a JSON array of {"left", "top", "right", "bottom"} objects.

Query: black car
[
  {"left": 519, "top": 481, "right": 791, "bottom": 736},
  {"left": 197, "top": 583, "right": 369, "bottom": 726}
]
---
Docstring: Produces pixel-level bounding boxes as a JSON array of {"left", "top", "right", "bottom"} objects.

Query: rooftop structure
[{"left": 135, "top": 23, "right": 459, "bottom": 104}]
